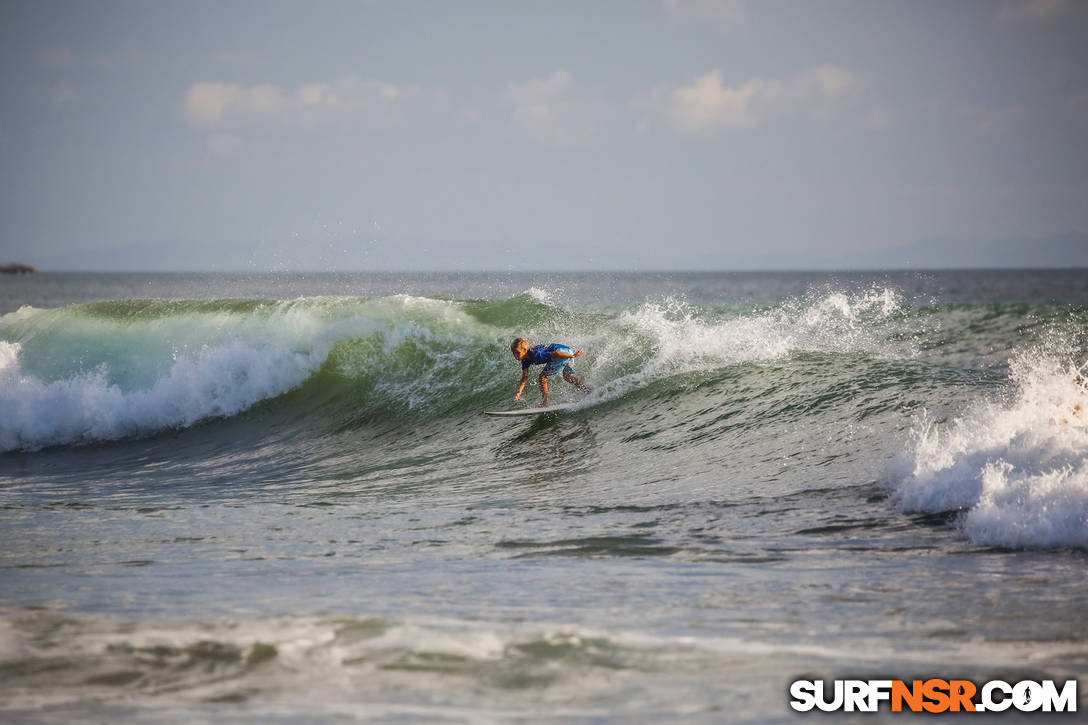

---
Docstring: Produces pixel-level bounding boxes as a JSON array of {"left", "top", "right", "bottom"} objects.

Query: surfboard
[{"left": 484, "top": 402, "right": 580, "bottom": 417}]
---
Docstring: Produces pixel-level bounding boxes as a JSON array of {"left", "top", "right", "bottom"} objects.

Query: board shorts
[
  {"left": 540, "top": 344, "right": 575, "bottom": 377},
  {"left": 541, "top": 359, "right": 575, "bottom": 377}
]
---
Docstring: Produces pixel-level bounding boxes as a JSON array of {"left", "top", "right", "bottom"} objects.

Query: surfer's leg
[
  {"left": 539, "top": 372, "right": 549, "bottom": 406},
  {"left": 563, "top": 369, "right": 589, "bottom": 392}
]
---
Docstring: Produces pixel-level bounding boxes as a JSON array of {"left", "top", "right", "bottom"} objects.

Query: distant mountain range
[
  {"left": 24, "top": 232, "right": 1088, "bottom": 271},
  {"left": 835, "top": 232, "right": 1088, "bottom": 270}
]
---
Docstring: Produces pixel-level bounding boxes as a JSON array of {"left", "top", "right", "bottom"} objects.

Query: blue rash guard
[{"left": 522, "top": 343, "right": 576, "bottom": 376}]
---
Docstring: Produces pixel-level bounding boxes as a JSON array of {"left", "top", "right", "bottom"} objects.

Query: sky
[{"left": 1, "top": 0, "right": 1087, "bottom": 271}]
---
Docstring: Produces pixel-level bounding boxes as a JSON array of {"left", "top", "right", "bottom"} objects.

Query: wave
[
  {"left": 592, "top": 286, "right": 914, "bottom": 401},
  {"left": 0, "top": 288, "right": 926, "bottom": 453},
  {"left": 3, "top": 287, "right": 1081, "bottom": 456},
  {"left": 0, "top": 298, "right": 340, "bottom": 452},
  {"left": 890, "top": 351, "right": 1088, "bottom": 549},
  {"left": 1, "top": 607, "right": 1020, "bottom": 716}
]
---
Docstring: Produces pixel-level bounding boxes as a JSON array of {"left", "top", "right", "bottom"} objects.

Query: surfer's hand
[
  {"left": 514, "top": 391, "right": 521, "bottom": 401},
  {"left": 573, "top": 349, "right": 583, "bottom": 357}
]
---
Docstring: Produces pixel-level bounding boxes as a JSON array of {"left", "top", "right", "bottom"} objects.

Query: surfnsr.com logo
[{"left": 789, "top": 679, "right": 1077, "bottom": 713}]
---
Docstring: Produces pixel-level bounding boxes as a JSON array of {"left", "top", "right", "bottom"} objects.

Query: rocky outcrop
[{"left": 0, "top": 263, "right": 37, "bottom": 274}]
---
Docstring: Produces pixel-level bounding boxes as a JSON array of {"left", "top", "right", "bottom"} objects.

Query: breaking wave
[
  {"left": 1, "top": 288, "right": 916, "bottom": 452},
  {"left": 891, "top": 352, "right": 1088, "bottom": 549}
]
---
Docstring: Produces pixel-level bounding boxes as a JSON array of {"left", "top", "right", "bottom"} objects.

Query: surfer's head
[{"left": 510, "top": 338, "right": 529, "bottom": 360}]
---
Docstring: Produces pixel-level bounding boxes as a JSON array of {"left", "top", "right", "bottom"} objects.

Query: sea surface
[{"left": 1, "top": 270, "right": 1086, "bottom": 723}]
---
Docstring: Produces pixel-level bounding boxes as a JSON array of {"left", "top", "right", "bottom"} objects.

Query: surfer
[{"left": 510, "top": 338, "right": 589, "bottom": 406}]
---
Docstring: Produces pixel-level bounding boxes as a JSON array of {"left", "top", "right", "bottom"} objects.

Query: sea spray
[
  {"left": 891, "top": 352, "right": 1088, "bottom": 549},
  {"left": 589, "top": 287, "right": 915, "bottom": 402}
]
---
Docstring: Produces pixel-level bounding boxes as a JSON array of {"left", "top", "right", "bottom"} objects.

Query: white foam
[
  {"left": 0, "top": 299, "right": 362, "bottom": 451},
  {"left": 0, "top": 340, "right": 19, "bottom": 376},
  {"left": 891, "top": 354, "right": 1088, "bottom": 549},
  {"left": 5, "top": 609, "right": 1080, "bottom": 717},
  {"left": 0, "top": 337, "right": 326, "bottom": 452},
  {"left": 584, "top": 288, "right": 911, "bottom": 403}
]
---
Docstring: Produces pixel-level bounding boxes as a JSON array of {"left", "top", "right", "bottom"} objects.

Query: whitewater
[{"left": 1, "top": 270, "right": 1086, "bottom": 722}]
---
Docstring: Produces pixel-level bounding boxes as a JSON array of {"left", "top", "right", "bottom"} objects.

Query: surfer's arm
[
  {"left": 550, "top": 348, "right": 583, "bottom": 360},
  {"left": 515, "top": 369, "right": 529, "bottom": 400}
]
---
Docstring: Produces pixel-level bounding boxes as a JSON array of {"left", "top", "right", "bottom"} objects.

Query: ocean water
[{"left": 1, "top": 270, "right": 1086, "bottom": 723}]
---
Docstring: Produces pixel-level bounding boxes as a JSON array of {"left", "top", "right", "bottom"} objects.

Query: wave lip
[{"left": 891, "top": 354, "right": 1088, "bottom": 549}]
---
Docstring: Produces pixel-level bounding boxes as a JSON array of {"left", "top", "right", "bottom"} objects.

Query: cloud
[
  {"left": 633, "top": 65, "right": 866, "bottom": 135},
  {"left": 995, "top": 0, "right": 1075, "bottom": 25},
  {"left": 206, "top": 133, "right": 241, "bottom": 158},
  {"left": 660, "top": 0, "right": 747, "bottom": 30},
  {"left": 502, "top": 69, "right": 601, "bottom": 148},
  {"left": 182, "top": 77, "right": 445, "bottom": 130}
]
